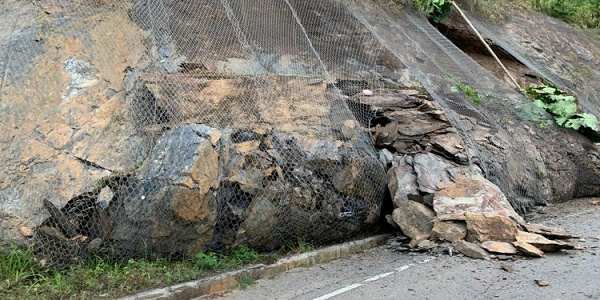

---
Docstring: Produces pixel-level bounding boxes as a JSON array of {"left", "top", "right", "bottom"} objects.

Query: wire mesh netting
[
  {"left": 0, "top": 0, "right": 401, "bottom": 266},
  {"left": 348, "top": 0, "right": 553, "bottom": 211},
  {"left": 1, "top": 0, "right": 594, "bottom": 267}
]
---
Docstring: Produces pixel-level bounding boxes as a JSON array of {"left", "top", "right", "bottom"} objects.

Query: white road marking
[
  {"left": 419, "top": 257, "right": 436, "bottom": 264},
  {"left": 312, "top": 284, "right": 364, "bottom": 300},
  {"left": 312, "top": 257, "right": 436, "bottom": 300},
  {"left": 396, "top": 264, "right": 412, "bottom": 272},
  {"left": 363, "top": 272, "right": 395, "bottom": 282}
]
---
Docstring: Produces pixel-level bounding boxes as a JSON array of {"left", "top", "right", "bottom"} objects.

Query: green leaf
[
  {"left": 554, "top": 116, "right": 569, "bottom": 126},
  {"left": 564, "top": 118, "right": 583, "bottom": 130},
  {"left": 576, "top": 113, "right": 598, "bottom": 130},
  {"left": 548, "top": 100, "right": 577, "bottom": 118},
  {"left": 533, "top": 99, "right": 549, "bottom": 109},
  {"left": 541, "top": 86, "right": 557, "bottom": 94},
  {"left": 550, "top": 94, "right": 575, "bottom": 102}
]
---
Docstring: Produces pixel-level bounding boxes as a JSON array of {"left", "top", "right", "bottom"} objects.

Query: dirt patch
[{"left": 433, "top": 21, "right": 542, "bottom": 89}]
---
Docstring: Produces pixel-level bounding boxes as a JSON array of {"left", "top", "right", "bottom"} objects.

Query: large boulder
[{"left": 32, "top": 124, "right": 386, "bottom": 259}]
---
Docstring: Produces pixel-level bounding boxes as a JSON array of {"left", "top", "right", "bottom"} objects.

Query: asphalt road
[{"left": 199, "top": 198, "right": 600, "bottom": 300}]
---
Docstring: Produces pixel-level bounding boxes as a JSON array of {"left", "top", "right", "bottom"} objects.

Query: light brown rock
[
  {"left": 430, "top": 132, "right": 465, "bottom": 156},
  {"left": 465, "top": 212, "right": 519, "bottom": 243},
  {"left": 392, "top": 201, "right": 435, "bottom": 239},
  {"left": 19, "top": 226, "right": 33, "bottom": 237},
  {"left": 513, "top": 241, "right": 545, "bottom": 257},
  {"left": 431, "top": 221, "right": 467, "bottom": 242},
  {"left": 235, "top": 140, "right": 261, "bottom": 154},
  {"left": 480, "top": 241, "right": 518, "bottom": 255},
  {"left": 408, "top": 234, "right": 430, "bottom": 249},
  {"left": 433, "top": 175, "right": 524, "bottom": 224},
  {"left": 516, "top": 231, "right": 575, "bottom": 252},
  {"left": 535, "top": 280, "right": 550, "bottom": 287},
  {"left": 523, "top": 223, "right": 575, "bottom": 240},
  {"left": 454, "top": 240, "right": 489, "bottom": 259}
]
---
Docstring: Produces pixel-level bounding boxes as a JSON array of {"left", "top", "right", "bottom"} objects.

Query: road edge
[{"left": 119, "top": 234, "right": 391, "bottom": 300}]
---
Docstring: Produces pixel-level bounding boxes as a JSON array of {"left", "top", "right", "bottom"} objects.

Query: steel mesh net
[{"left": 0, "top": 0, "right": 587, "bottom": 267}]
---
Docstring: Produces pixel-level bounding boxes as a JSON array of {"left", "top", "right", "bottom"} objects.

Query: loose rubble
[{"left": 375, "top": 86, "right": 582, "bottom": 260}]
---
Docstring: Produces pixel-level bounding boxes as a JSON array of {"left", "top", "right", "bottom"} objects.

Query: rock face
[
  {"left": 0, "top": 0, "right": 389, "bottom": 260},
  {"left": 32, "top": 124, "right": 385, "bottom": 259},
  {"left": 0, "top": 1, "right": 148, "bottom": 243}
]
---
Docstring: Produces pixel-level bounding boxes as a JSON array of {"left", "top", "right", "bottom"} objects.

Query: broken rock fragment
[
  {"left": 454, "top": 240, "right": 489, "bottom": 259},
  {"left": 513, "top": 241, "right": 544, "bottom": 257},
  {"left": 387, "top": 157, "right": 419, "bottom": 207},
  {"left": 480, "top": 241, "right": 518, "bottom": 255},
  {"left": 523, "top": 224, "right": 575, "bottom": 240},
  {"left": 433, "top": 175, "right": 524, "bottom": 224},
  {"left": 392, "top": 201, "right": 435, "bottom": 239},
  {"left": 516, "top": 231, "right": 575, "bottom": 252},
  {"left": 465, "top": 212, "right": 519, "bottom": 243},
  {"left": 431, "top": 221, "right": 467, "bottom": 242}
]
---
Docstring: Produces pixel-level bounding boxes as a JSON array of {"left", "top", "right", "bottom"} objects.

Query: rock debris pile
[{"left": 362, "top": 85, "right": 582, "bottom": 259}]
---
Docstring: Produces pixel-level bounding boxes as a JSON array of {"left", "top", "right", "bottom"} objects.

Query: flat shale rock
[
  {"left": 523, "top": 224, "right": 576, "bottom": 240},
  {"left": 513, "top": 241, "right": 545, "bottom": 258},
  {"left": 515, "top": 231, "right": 575, "bottom": 252},
  {"left": 480, "top": 241, "right": 518, "bottom": 255}
]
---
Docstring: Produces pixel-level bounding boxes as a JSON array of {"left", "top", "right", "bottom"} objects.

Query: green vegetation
[
  {"left": 194, "top": 245, "right": 261, "bottom": 271},
  {"left": 414, "top": 0, "right": 453, "bottom": 22},
  {"left": 531, "top": 0, "right": 600, "bottom": 29},
  {"left": 536, "top": 170, "right": 547, "bottom": 179},
  {"left": 526, "top": 84, "right": 600, "bottom": 141},
  {"left": 282, "top": 237, "right": 315, "bottom": 254},
  {"left": 413, "top": 0, "right": 600, "bottom": 29},
  {"left": 1, "top": 245, "right": 262, "bottom": 300},
  {"left": 452, "top": 82, "right": 483, "bottom": 105},
  {"left": 1, "top": 247, "right": 47, "bottom": 291}
]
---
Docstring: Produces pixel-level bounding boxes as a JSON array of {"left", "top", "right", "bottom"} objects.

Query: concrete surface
[
  {"left": 202, "top": 198, "right": 600, "bottom": 300},
  {"left": 120, "top": 235, "right": 390, "bottom": 300}
]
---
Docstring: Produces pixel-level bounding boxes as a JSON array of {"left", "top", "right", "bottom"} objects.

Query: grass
[
  {"left": 0, "top": 245, "right": 262, "bottom": 300},
  {"left": 530, "top": 0, "right": 600, "bottom": 29},
  {"left": 282, "top": 237, "right": 315, "bottom": 254},
  {"left": 467, "top": 0, "right": 600, "bottom": 28},
  {"left": 195, "top": 245, "right": 261, "bottom": 271}
]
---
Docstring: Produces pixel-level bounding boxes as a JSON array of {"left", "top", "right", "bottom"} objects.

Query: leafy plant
[
  {"left": 526, "top": 84, "right": 600, "bottom": 141},
  {"left": 194, "top": 252, "right": 220, "bottom": 271},
  {"left": 194, "top": 246, "right": 261, "bottom": 271},
  {"left": 414, "top": 0, "right": 453, "bottom": 22},
  {"left": 229, "top": 246, "right": 260, "bottom": 266}
]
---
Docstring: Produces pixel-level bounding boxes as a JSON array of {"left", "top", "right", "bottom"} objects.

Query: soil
[{"left": 433, "top": 21, "right": 542, "bottom": 89}]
